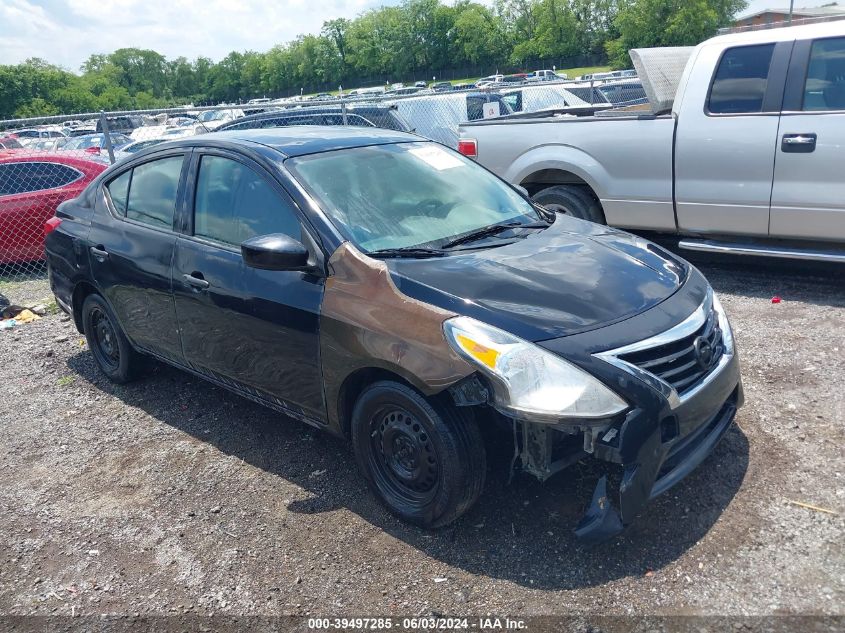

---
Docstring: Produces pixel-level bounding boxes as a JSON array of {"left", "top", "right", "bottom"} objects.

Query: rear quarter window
[{"left": 0, "top": 162, "right": 83, "bottom": 196}]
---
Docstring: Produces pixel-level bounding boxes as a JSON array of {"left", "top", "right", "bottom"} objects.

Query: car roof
[{"left": 191, "top": 126, "right": 420, "bottom": 157}]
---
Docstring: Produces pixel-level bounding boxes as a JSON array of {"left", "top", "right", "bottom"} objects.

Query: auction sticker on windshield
[{"left": 408, "top": 145, "right": 464, "bottom": 171}]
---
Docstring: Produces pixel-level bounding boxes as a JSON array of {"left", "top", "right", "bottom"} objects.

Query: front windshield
[{"left": 288, "top": 142, "right": 540, "bottom": 252}]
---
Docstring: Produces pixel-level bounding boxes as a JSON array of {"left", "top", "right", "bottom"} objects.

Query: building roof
[{"left": 738, "top": 3, "right": 844, "bottom": 21}]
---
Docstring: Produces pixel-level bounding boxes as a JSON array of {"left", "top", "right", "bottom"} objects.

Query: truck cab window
[
  {"left": 803, "top": 37, "right": 845, "bottom": 111},
  {"left": 708, "top": 44, "right": 775, "bottom": 114}
]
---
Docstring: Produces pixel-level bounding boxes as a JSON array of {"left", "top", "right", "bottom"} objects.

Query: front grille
[{"left": 618, "top": 308, "right": 724, "bottom": 394}]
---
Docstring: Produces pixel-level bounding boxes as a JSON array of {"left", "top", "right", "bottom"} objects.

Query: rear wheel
[
  {"left": 532, "top": 185, "right": 605, "bottom": 224},
  {"left": 351, "top": 381, "right": 486, "bottom": 528},
  {"left": 82, "top": 293, "right": 144, "bottom": 384}
]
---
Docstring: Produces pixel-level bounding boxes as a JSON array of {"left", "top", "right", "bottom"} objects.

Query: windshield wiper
[
  {"left": 368, "top": 247, "right": 447, "bottom": 259},
  {"left": 440, "top": 221, "right": 550, "bottom": 250}
]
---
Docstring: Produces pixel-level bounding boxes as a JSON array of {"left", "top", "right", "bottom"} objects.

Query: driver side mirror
[{"left": 241, "top": 233, "right": 311, "bottom": 271}]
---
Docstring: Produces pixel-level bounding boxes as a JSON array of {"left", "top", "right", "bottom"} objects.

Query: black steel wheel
[
  {"left": 351, "top": 380, "right": 486, "bottom": 528},
  {"left": 82, "top": 293, "right": 144, "bottom": 384},
  {"left": 370, "top": 406, "right": 441, "bottom": 506},
  {"left": 88, "top": 305, "right": 120, "bottom": 372}
]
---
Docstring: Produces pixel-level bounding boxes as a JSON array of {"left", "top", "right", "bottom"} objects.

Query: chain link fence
[{"left": 0, "top": 76, "right": 645, "bottom": 308}]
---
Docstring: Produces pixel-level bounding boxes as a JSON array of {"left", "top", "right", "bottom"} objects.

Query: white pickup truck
[{"left": 458, "top": 21, "right": 845, "bottom": 262}]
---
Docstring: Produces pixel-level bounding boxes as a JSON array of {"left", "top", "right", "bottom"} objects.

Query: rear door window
[
  {"left": 125, "top": 156, "right": 184, "bottom": 229},
  {"left": 708, "top": 44, "right": 775, "bottom": 114},
  {"left": 803, "top": 37, "right": 845, "bottom": 111},
  {"left": 193, "top": 155, "right": 300, "bottom": 246}
]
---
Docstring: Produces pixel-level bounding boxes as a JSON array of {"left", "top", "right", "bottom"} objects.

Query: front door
[
  {"left": 172, "top": 150, "right": 325, "bottom": 421},
  {"left": 770, "top": 35, "right": 845, "bottom": 242},
  {"left": 89, "top": 152, "right": 188, "bottom": 363}
]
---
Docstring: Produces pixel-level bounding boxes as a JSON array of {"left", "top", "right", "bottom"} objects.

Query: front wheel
[{"left": 351, "top": 381, "right": 486, "bottom": 528}]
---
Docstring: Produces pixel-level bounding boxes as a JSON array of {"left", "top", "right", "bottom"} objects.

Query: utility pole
[{"left": 788, "top": 0, "right": 794, "bottom": 24}]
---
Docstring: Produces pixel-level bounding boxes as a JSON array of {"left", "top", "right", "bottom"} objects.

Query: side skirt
[{"left": 137, "top": 347, "right": 332, "bottom": 433}]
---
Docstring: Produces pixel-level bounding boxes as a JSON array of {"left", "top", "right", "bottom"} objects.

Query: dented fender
[{"left": 319, "top": 242, "right": 475, "bottom": 434}]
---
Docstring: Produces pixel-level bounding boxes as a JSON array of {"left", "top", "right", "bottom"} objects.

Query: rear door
[
  {"left": 770, "top": 35, "right": 845, "bottom": 241},
  {"left": 88, "top": 151, "right": 188, "bottom": 363},
  {"left": 674, "top": 40, "right": 791, "bottom": 236},
  {"left": 172, "top": 149, "right": 324, "bottom": 420}
]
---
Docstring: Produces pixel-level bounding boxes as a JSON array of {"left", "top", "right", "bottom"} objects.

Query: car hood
[{"left": 386, "top": 217, "right": 687, "bottom": 342}]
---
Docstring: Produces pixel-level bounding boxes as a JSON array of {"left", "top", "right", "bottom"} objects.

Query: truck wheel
[
  {"left": 532, "top": 185, "right": 605, "bottom": 224},
  {"left": 351, "top": 380, "right": 486, "bottom": 528},
  {"left": 82, "top": 293, "right": 145, "bottom": 384}
]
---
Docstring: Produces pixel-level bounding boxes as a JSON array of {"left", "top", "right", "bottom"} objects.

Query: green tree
[
  {"left": 454, "top": 3, "right": 507, "bottom": 67},
  {"left": 108, "top": 48, "right": 169, "bottom": 97},
  {"left": 14, "top": 98, "right": 60, "bottom": 118},
  {"left": 322, "top": 18, "right": 351, "bottom": 69},
  {"left": 606, "top": 0, "right": 746, "bottom": 67}
]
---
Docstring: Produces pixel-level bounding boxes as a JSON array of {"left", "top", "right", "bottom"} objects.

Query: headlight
[
  {"left": 443, "top": 316, "right": 628, "bottom": 421},
  {"left": 711, "top": 291, "right": 734, "bottom": 355}
]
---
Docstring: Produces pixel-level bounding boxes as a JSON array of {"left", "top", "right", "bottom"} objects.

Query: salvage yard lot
[{"left": 0, "top": 260, "right": 843, "bottom": 616}]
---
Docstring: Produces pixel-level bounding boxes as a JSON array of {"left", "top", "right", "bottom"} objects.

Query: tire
[
  {"left": 351, "top": 380, "right": 486, "bottom": 528},
  {"left": 532, "top": 184, "right": 606, "bottom": 224},
  {"left": 81, "top": 293, "right": 144, "bottom": 384}
]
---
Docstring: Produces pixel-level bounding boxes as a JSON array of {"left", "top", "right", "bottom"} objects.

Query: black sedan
[{"left": 45, "top": 127, "right": 742, "bottom": 539}]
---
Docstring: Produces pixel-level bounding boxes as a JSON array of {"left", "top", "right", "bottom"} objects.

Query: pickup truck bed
[{"left": 464, "top": 113, "right": 677, "bottom": 232}]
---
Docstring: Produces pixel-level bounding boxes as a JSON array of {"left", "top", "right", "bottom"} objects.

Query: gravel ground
[{"left": 0, "top": 260, "right": 842, "bottom": 621}]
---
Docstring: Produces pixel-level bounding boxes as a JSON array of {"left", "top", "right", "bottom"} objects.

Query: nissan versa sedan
[{"left": 45, "top": 127, "right": 742, "bottom": 540}]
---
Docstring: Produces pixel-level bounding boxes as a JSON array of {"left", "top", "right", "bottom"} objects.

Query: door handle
[
  {"left": 90, "top": 246, "right": 109, "bottom": 261},
  {"left": 782, "top": 133, "right": 816, "bottom": 153},
  {"left": 183, "top": 273, "right": 210, "bottom": 290}
]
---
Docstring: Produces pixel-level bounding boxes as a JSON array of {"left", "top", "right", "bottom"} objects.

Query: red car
[{"left": 0, "top": 151, "right": 107, "bottom": 264}]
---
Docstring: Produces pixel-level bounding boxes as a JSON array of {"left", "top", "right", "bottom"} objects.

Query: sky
[{"left": 0, "top": 0, "right": 837, "bottom": 71}]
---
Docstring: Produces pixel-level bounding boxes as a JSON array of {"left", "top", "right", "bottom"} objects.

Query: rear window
[
  {"left": 96, "top": 116, "right": 141, "bottom": 132},
  {"left": 0, "top": 161, "right": 83, "bottom": 196},
  {"left": 352, "top": 109, "right": 407, "bottom": 131},
  {"left": 708, "top": 44, "right": 775, "bottom": 114}
]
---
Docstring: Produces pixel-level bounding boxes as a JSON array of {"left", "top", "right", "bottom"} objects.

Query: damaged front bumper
[
  {"left": 515, "top": 288, "right": 744, "bottom": 542},
  {"left": 574, "top": 386, "right": 741, "bottom": 541}
]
